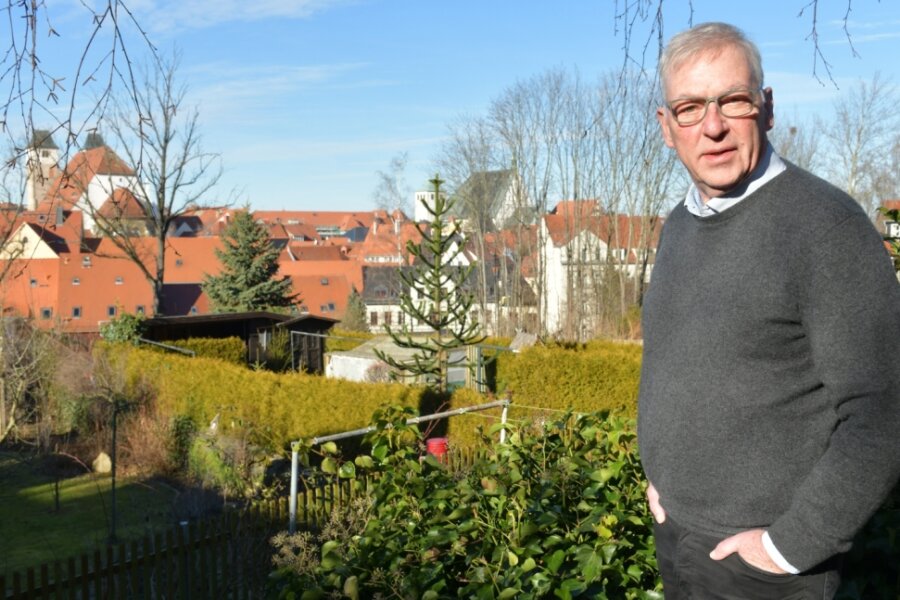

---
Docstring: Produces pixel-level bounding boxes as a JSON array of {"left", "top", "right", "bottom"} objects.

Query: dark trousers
[{"left": 653, "top": 516, "right": 841, "bottom": 600}]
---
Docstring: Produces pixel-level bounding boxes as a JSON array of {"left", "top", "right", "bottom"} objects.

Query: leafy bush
[
  {"left": 269, "top": 406, "right": 660, "bottom": 599},
  {"left": 99, "top": 312, "right": 145, "bottom": 344}
]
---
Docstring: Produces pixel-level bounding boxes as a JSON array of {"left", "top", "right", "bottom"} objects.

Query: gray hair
[{"left": 659, "top": 22, "right": 764, "bottom": 96}]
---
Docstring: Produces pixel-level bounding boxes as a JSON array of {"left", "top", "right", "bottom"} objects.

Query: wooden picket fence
[
  {"left": 2, "top": 447, "right": 482, "bottom": 600},
  {"left": 1, "top": 501, "right": 283, "bottom": 600}
]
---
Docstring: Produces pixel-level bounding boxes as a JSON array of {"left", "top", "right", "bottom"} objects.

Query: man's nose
[{"left": 701, "top": 102, "right": 728, "bottom": 136}]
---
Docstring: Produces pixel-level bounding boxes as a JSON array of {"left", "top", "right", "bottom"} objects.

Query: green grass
[{"left": 0, "top": 451, "right": 180, "bottom": 576}]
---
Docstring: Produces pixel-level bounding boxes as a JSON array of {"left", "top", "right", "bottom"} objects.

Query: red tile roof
[
  {"left": 42, "top": 146, "right": 135, "bottom": 211},
  {"left": 97, "top": 188, "right": 147, "bottom": 219},
  {"left": 291, "top": 274, "right": 351, "bottom": 319}
]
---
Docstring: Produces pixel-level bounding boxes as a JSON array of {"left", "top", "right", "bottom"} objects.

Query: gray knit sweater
[{"left": 637, "top": 164, "right": 900, "bottom": 572}]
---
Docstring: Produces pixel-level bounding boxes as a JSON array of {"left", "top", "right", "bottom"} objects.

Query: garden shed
[{"left": 142, "top": 311, "right": 337, "bottom": 373}]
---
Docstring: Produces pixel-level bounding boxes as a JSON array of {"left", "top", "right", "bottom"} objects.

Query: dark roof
[
  {"left": 31, "top": 130, "right": 58, "bottom": 150},
  {"left": 143, "top": 311, "right": 337, "bottom": 342},
  {"left": 451, "top": 169, "right": 514, "bottom": 228}
]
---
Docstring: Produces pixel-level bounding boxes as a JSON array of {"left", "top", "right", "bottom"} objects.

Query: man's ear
[
  {"left": 763, "top": 87, "right": 774, "bottom": 131},
  {"left": 657, "top": 107, "right": 675, "bottom": 148}
]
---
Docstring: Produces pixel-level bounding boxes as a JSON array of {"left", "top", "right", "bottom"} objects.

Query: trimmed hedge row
[
  {"left": 112, "top": 346, "right": 434, "bottom": 452},
  {"left": 495, "top": 339, "right": 642, "bottom": 418},
  {"left": 107, "top": 339, "right": 643, "bottom": 453},
  {"left": 324, "top": 328, "right": 374, "bottom": 353},
  {"left": 164, "top": 336, "right": 247, "bottom": 365}
]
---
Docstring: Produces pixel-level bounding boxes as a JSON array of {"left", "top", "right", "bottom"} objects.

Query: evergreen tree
[
  {"left": 375, "top": 175, "right": 485, "bottom": 392},
  {"left": 340, "top": 287, "right": 370, "bottom": 332},
  {"left": 203, "top": 210, "right": 297, "bottom": 312}
]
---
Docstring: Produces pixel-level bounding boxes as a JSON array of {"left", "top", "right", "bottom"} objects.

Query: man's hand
[
  {"left": 647, "top": 482, "right": 666, "bottom": 524},
  {"left": 709, "top": 529, "right": 787, "bottom": 574}
]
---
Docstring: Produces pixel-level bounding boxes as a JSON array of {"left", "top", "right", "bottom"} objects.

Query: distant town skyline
[{"left": 32, "top": 1, "right": 900, "bottom": 212}]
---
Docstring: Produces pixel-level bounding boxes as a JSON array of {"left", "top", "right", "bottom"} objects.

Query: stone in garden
[{"left": 92, "top": 452, "right": 112, "bottom": 474}]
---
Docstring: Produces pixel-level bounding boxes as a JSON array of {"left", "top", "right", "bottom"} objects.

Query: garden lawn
[{"left": 0, "top": 452, "right": 180, "bottom": 577}]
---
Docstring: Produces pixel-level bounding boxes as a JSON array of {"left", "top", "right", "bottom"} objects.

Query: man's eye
[
  {"left": 721, "top": 94, "right": 752, "bottom": 106},
  {"left": 674, "top": 102, "right": 703, "bottom": 116}
]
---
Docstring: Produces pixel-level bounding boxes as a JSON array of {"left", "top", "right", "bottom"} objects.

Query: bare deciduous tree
[
  {"left": 89, "top": 54, "right": 223, "bottom": 315},
  {"left": 823, "top": 73, "right": 900, "bottom": 215},
  {"left": 372, "top": 152, "right": 412, "bottom": 215},
  {"left": 769, "top": 113, "right": 823, "bottom": 174}
]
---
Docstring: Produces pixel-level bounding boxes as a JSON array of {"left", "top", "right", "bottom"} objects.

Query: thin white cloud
[
  {"left": 129, "top": 0, "right": 356, "bottom": 33},
  {"left": 225, "top": 135, "right": 447, "bottom": 164}
]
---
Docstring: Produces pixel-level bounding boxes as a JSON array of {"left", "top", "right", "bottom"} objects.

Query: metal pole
[
  {"left": 289, "top": 442, "right": 300, "bottom": 533},
  {"left": 500, "top": 399, "right": 509, "bottom": 444}
]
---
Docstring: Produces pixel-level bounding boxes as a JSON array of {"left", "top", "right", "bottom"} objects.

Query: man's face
[{"left": 657, "top": 45, "right": 774, "bottom": 200}]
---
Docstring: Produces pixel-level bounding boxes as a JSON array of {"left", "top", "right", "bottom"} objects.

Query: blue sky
[{"left": 37, "top": 0, "right": 900, "bottom": 211}]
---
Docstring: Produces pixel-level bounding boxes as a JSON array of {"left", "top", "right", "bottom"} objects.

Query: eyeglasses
[{"left": 666, "top": 87, "right": 763, "bottom": 126}]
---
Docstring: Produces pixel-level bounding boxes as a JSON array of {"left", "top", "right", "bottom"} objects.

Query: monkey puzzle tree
[{"left": 375, "top": 175, "right": 485, "bottom": 393}]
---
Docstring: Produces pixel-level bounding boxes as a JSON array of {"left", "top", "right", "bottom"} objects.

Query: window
[
  {"left": 384, "top": 311, "right": 392, "bottom": 325},
  {"left": 29, "top": 278, "right": 37, "bottom": 287},
  {"left": 40, "top": 307, "right": 52, "bottom": 320},
  {"left": 107, "top": 306, "right": 117, "bottom": 318},
  {"left": 115, "top": 276, "right": 123, "bottom": 285},
  {"left": 72, "top": 277, "right": 80, "bottom": 286},
  {"left": 370, "top": 312, "right": 378, "bottom": 326},
  {"left": 72, "top": 306, "right": 82, "bottom": 319},
  {"left": 328, "top": 302, "right": 335, "bottom": 312},
  {"left": 135, "top": 305, "right": 145, "bottom": 315},
  {"left": 190, "top": 306, "right": 198, "bottom": 315}
]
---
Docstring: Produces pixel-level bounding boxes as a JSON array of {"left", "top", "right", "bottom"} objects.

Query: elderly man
[{"left": 638, "top": 22, "right": 900, "bottom": 599}]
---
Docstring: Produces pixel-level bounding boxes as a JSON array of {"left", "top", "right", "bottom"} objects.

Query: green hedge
[
  {"left": 325, "top": 328, "right": 374, "bottom": 353},
  {"left": 106, "top": 339, "right": 643, "bottom": 454},
  {"left": 169, "top": 337, "right": 246, "bottom": 365},
  {"left": 495, "top": 340, "right": 642, "bottom": 418},
  {"left": 112, "top": 346, "right": 434, "bottom": 452}
]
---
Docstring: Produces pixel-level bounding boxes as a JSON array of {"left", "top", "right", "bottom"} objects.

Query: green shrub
[
  {"left": 268, "top": 406, "right": 660, "bottom": 599},
  {"left": 99, "top": 312, "right": 145, "bottom": 344},
  {"left": 187, "top": 436, "right": 244, "bottom": 495},
  {"left": 168, "top": 415, "right": 197, "bottom": 472}
]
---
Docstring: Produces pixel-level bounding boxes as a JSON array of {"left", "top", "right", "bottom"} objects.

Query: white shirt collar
[{"left": 684, "top": 144, "right": 786, "bottom": 217}]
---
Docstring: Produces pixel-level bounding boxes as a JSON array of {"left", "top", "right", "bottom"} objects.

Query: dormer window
[
  {"left": 29, "top": 278, "right": 37, "bottom": 287},
  {"left": 72, "top": 277, "right": 80, "bottom": 286},
  {"left": 175, "top": 259, "right": 183, "bottom": 267},
  {"left": 321, "top": 278, "right": 329, "bottom": 285},
  {"left": 115, "top": 276, "right": 124, "bottom": 285},
  {"left": 82, "top": 256, "right": 91, "bottom": 268}
]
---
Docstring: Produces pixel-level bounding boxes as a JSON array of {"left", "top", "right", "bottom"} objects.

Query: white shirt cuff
[{"left": 761, "top": 531, "right": 800, "bottom": 574}]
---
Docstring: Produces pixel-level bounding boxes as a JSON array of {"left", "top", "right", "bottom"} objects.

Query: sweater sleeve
[{"left": 766, "top": 213, "right": 900, "bottom": 572}]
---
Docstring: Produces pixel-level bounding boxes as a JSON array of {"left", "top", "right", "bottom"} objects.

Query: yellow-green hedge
[
  {"left": 169, "top": 337, "right": 246, "bottom": 365},
  {"left": 495, "top": 339, "right": 641, "bottom": 419},
  {"left": 106, "top": 339, "right": 642, "bottom": 454},
  {"left": 114, "top": 346, "right": 430, "bottom": 452},
  {"left": 325, "top": 328, "right": 374, "bottom": 353}
]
